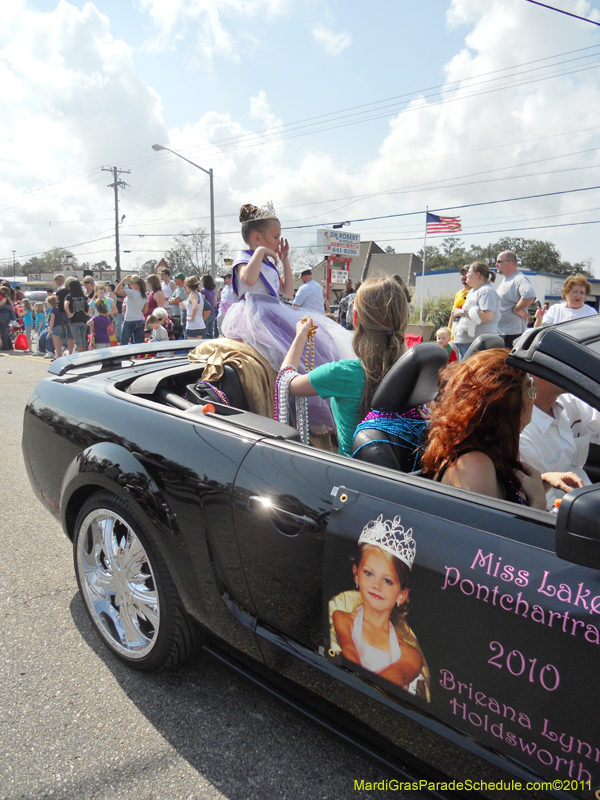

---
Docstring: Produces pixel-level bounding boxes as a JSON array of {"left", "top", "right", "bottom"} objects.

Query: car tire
[{"left": 73, "top": 491, "right": 201, "bottom": 670}]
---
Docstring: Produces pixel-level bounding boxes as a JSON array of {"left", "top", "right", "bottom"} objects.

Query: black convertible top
[{"left": 506, "top": 315, "right": 600, "bottom": 410}]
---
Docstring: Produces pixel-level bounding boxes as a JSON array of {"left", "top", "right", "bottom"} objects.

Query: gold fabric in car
[{"left": 188, "top": 338, "right": 277, "bottom": 418}]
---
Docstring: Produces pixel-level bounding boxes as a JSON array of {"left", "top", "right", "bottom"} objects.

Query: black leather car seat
[
  {"left": 352, "top": 342, "right": 449, "bottom": 471},
  {"left": 186, "top": 364, "right": 250, "bottom": 411},
  {"left": 463, "top": 333, "right": 505, "bottom": 359}
]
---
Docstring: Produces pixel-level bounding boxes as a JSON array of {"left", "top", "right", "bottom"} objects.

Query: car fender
[{"left": 60, "top": 441, "right": 179, "bottom": 549}]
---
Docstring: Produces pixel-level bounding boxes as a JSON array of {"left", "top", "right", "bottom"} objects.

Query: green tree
[
  {"left": 417, "top": 245, "right": 447, "bottom": 271},
  {"left": 419, "top": 236, "right": 591, "bottom": 277},
  {"left": 1, "top": 260, "right": 22, "bottom": 277},
  {"left": 138, "top": 260, "right": 158, "bottom": 278},
  {"left": 22, "top": 248, "right": 78, "bottom": 274}
]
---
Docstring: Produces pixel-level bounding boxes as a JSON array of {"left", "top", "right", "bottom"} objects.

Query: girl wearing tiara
[
  {"left": 222, "top": 202, "right": 355, "bottom": 433},
  {"left": 331, "top": 515, "right": 428, "bottom": 695}
]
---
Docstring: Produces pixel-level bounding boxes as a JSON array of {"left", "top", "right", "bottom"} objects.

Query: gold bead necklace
[{"left": 301, "top": 317, "right": 316, "bottom": 371}]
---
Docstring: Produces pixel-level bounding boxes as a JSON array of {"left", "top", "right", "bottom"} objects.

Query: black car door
[{"left": 231, "top": 438, "right": 600, "bottom": 791}]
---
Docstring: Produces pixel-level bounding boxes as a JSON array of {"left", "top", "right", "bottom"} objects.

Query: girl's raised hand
[
  {"left": 260, "top": 246, "right": 279, "bottom": 265},
  {"left": 534, "top": 304, "right": 547, "bottom": 322},
  {"left": 278, "top": 239, "right": 290, "bottom": 262}
]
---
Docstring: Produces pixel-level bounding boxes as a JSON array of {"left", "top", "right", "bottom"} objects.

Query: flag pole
[{"left": 420, "top": 206, "right": 428, "bottom": 324}]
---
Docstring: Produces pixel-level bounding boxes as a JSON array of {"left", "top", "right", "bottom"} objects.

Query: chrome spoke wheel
[{"left": 76, "top": 507, "right": 160, "bottom": 660}]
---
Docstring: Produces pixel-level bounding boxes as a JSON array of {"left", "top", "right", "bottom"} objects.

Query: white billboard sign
[
  {"left": 317, "top": 229, "right": 361, "bottom": 257},
  {"left": 330, "top": 269, "right": 349, "bottom": 284}
]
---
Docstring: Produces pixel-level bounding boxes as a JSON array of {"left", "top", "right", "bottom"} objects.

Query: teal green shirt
[{"left": 308, "top": 359, "right": 365, "bottom": 456}]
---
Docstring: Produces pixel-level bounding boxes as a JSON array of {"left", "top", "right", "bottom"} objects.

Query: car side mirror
[{"left": 555, "top": 485, "right": 600, "bottom": 569}]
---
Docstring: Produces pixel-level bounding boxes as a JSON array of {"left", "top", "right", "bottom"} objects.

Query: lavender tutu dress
[{"left": 221, "top": 251, "right": 356, "bottom": 430}]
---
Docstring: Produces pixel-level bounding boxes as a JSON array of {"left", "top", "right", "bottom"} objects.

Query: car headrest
[
  {"left": 464, "top": 334, "right": 505, "bottom": 359},
  {"left": 371, "top": 342, "right": 449, "bottom": 414}
]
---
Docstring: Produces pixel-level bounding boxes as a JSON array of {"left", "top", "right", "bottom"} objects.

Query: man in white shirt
[
  {"left": 159, "top": 266, "right": 176, "bottom": 315},
  {"left": 293, "top": 270, "right": 325, "bottom": 314},
  {"left": 168, "top": 273, "right": 188, "bottom": 338},
  {"left": 495, "top": 251, "right": 535, "bottom": 348},
  {"left": 519, "top": 376, "right": 600, "bottom": 510}
]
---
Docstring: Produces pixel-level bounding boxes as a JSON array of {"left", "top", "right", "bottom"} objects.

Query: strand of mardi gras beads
[{"left": 300, "top": 317, "right": 316, "bottom": 371}]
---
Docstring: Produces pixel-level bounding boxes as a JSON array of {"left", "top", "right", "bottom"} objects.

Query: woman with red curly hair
[{"left": 421, "top": 349, "right": 546, "bottom": 508}]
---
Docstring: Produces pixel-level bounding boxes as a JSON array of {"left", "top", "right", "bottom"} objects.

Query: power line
[
  {"left": 524, "top": 0, "right": 600, "bottom": 26},
  {"left": 277, "top": 184, "right": 600, "bottom": 231},
  {"left": 125, "top": 44, "right": 600, "bottom": 170}
]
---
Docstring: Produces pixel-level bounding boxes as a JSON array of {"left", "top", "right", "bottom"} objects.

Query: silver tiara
[
  {"left": 252, "top": 200, "right": 278, "bottom": 221},
  {"left": 358, "top": 515, "right": 416, "bottom": 570}
]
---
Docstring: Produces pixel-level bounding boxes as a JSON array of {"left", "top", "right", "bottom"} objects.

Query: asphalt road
[{"left": 0, "top": 353, "right": 536, "bottom": 800}]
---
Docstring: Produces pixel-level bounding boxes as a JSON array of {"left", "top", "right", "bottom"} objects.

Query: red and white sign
[{"left": 317, "top": 229, "right": 361, "bottom": 257}]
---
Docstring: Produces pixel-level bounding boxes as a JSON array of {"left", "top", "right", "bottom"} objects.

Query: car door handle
[{"left": 247, "top": 496, "right": 318, "bottom": 532}]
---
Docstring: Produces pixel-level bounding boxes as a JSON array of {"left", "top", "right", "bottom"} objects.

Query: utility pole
[{"left": 102, "top": 166, "right": 130, "bottom": 282}]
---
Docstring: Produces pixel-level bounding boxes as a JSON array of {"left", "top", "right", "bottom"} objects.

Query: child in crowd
[
  {"left": 34, "top": 302, "right": 46, "bottom": 341},
  {"left": 45, "top": 296, "right": 60, "bottom": 358},
  {"left": 222, "top": 202, "right": 354, "bottom": 434},
  {"left": 435, "top": 327, "right": 458, "bottom": 363},
  {"left": 146, "top": 314, "right": 168, "bottom": 343},
  {"left": 153, "top": 307, "right": 173, "bottom": 339},
  {"left": 89, "top": 285, "right": 116, "bottom": 318},
  {"left": 18, "top": 298, "right": 34, "bottom": 353},
  {"left": 89, "top": 300, "right": 112, "bottom": 349}
]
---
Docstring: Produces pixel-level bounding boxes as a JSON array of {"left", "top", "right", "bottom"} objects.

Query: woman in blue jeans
[{"left": 115, "top": 275, "right": 147, "bottom": 344}]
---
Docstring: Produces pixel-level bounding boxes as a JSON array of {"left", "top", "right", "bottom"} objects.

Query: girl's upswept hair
[
  {"left": 421, "top": 349, "right": 527, "bottom": 491},
  {"left": 352, "top": 276, "right": 409, "bottom": 418},
  {"left": 185, "top": 275, "right": 200, "bottom": 291},
  {"left": 239, "top": 204, "right": 279, "bottom": 245},
  {"left": 129, "top": 275, "right": 147, "bottom": 298},
  {"left": 147, "top": 274, "right": 161, "bottom": 293}
]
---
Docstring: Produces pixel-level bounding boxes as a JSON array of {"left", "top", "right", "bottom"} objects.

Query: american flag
[{"left": 426, "top": 212, "right": 462, "bottom": 234}]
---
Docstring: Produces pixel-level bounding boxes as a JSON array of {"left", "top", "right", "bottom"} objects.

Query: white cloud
[
  {"left": 1, "top": 0, "right": 598, "bottom": 273},
  {"left": 0, "top": 2, "right": 170, "bottom": 265},
  {"left": 312, "top": 23, "right": 351, "bottom": 55},
  {"left": 360, "top": 0, "right": 600, "bottom": 266},
  {"left": 136, "top": 0, "right": 290, "bottom": 60}
]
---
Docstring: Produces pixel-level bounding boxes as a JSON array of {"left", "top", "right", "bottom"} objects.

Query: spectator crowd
[
  {"left": 2, "top": 228, "right": 599, "bottom": 516},
  {"left": 0, "top": 265, "right": 239, "bottom": 359}
]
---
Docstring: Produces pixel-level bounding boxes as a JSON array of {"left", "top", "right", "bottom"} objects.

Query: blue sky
[{"left": 1, "top": 0, "right": 599, "bottom": 274}]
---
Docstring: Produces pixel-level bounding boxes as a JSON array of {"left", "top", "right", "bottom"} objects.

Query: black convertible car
[{"left": 23, "top": 318, "right": 600, "bottom": 798}]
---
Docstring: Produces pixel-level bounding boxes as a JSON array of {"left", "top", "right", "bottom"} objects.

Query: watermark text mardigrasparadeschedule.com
[{"left": 353, "top": 778, "right": 595, "bottom": 793}]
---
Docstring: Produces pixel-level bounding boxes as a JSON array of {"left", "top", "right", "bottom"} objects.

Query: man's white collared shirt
[{"left": 519, "top": 394, "right": 600, "bottom": 509}]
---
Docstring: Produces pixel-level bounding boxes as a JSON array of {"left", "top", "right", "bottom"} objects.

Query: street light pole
[{"left": 152, "top": 144, "right": 216, "bottom": 279}]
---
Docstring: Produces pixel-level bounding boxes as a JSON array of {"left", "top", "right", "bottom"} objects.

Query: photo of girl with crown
[{"left": 328, "top": 515, "right": 430, "bottom": 701}]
